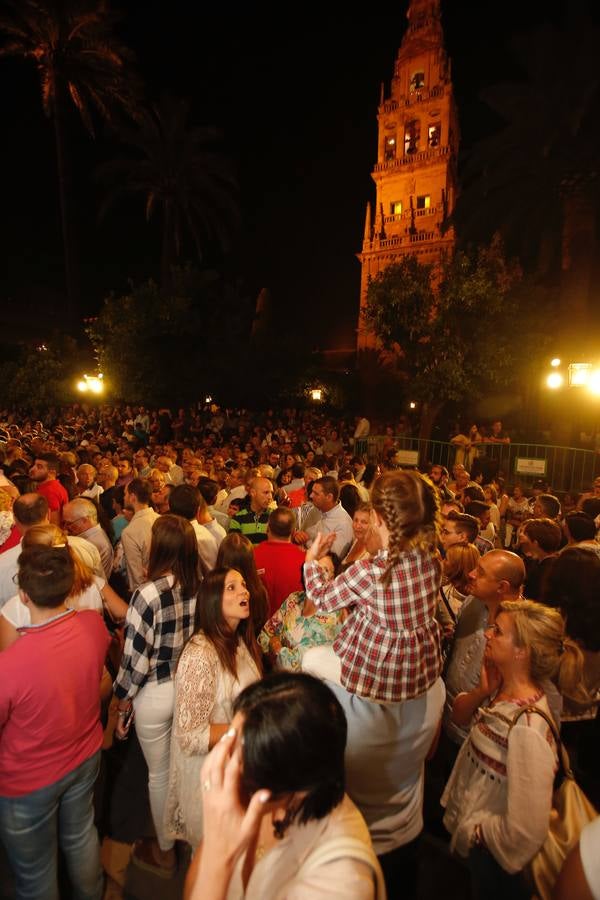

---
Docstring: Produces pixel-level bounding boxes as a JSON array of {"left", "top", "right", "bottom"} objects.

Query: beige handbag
[{"left": 509, "top": 705, "right": 597, "bottom": 900}]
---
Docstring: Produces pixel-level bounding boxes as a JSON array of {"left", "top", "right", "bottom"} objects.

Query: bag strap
[
  {"left": 508, "top": 705, "right": 573, "bottom": 779},
  {"left": 439, "top": 586, "right": 458, "bottom": 624},
  {"left": 296, "top": 835, "right": 387, "bottom": 900}
]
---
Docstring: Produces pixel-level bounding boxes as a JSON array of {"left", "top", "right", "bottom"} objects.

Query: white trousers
[{"left": 134, "top": 679, "right": 175, "bottom": 851}]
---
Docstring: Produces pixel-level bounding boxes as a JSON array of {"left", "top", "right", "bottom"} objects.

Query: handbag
[{"left": 509, "top": 705, "right": 597, "bottom": 900}]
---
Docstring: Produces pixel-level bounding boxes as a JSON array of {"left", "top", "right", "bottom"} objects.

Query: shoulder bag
[{"left": 509, "top": 704, "right": 597, "bottom": 900}]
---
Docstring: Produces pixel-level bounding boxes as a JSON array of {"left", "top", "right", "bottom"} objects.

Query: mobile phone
[{"left": 122, "top": 706, "right": 135, "bottom": 730}]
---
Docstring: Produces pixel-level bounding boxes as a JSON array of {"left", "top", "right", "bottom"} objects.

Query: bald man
[
  {"left": 443, "top": 549, "right": 526, "bottom": 748},
  {"left": 63, "top": 498, "right": 114, "bottom": 580},
  {"left": 228, "top": 477, "right": 275, "bottom": 545}
]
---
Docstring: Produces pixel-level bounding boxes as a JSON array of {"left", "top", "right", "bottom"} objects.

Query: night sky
[{"left": 0, "top": 1, "right": 576, "bottom": 346}]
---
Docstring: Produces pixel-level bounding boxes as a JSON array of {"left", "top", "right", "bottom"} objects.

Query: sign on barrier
[
  {"left": 515, "top": 458, "right": 547, "bottom": 476},
  {"left": 394, "top": 450, "right": 420, "bottom": 466}
]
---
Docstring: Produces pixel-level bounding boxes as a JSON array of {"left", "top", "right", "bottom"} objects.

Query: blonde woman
[
  {"left": 439, "top": 543, "right": 480, "bottom": 620},
  {"left": 442, "top": 600, "right": 588, "bottom": 899},
  {"left": 0, "top": 524, "right": 127, "bottom": 652}
]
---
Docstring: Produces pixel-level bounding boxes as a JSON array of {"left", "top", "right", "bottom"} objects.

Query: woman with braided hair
[{"left": 303, "top": 469, "right": 443, "bottom": 703}]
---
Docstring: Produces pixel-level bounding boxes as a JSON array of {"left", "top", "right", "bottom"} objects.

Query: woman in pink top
[{"left": 0, "top": 545, "right": 109, "bottom": 900}]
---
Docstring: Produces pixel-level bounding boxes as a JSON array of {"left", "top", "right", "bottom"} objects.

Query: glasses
[{"left": 64, "top": 516, "right": 85, "bottom": 529}]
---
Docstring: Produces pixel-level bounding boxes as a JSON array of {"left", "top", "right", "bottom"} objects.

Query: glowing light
[
  {"left": 76, "top": 373, "right": 104, "bottom": 395},
  {"left": 569, "top": 363, "right": 592, "bottom": 386},
  {"left": 550, "top": 358, "right": 561, "bottom": 367},
  {"left": 588, "top": 370, "right": 600, "bottom": 395},
  {"left": 409, "top": 401, "right": 417, "bottom": 409},
  {"left": 546, "top": 373, "right": 563, "bottom": 389},
  {"left": 205, "top": 395, "right": 212, "bottom": 404},
  {"left": 310, "top": 388, "right": 323, "bottom": 402}
]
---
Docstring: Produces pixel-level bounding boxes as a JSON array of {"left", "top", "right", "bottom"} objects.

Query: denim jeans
[{"left": 0, "top": 751, "right": 102, "bottom": 900}]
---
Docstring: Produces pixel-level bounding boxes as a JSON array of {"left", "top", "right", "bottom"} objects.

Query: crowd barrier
[{"left": 359, "top": 437, "right": 598, "bottom": 494}]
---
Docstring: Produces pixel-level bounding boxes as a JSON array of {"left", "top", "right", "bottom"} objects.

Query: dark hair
[
  {"left": 17, "top": 546, "right": 74, "bottom": 608},
  {"left": 291, "top": 462, "right": 305, "bottom": 479},
  {"left": 197, "top": 477, "right": 219, "bottom": 506},
  {"left": 468, "top": 500, "right": 492, "bottom": 520},
  {"left": 216, "top": 533, "right": 269, "bottom": 633},
  {"left": 126, "top": 477, "right": 152, "bottom": 505},
  {"left": 169, "top": 483, "right": 201, "bottom": 520},
  {"left": 564, "top": 511, "right": 597, "bottom": 543},
  {"left": 38, "top": 452, "right": 60, "bottom": 473},
  {"left": 431, "top": 464, "right": 449, "bottom": 479},
  {"left": 195, "top": 567, "right": 262, "bottom": 677},
  {"left": 522, "top": 517, "right": 562, "bottom": 553},
  {"left": 339, "top": 483, "right": 361, "bottom": 519},
  {"left": 13, "top": 494, "right": 49, "bottom": 527},
  {"left": 113, "top": 485, "right": 126, "bottom": 507},
  {"left": 147, "top": 514, "right": 200, "bottom": 600},
  {"left": 463, "top": 484, "right": 485, "bottom": 503},
  {"left": 446, "top": 511, "right": 479, "bottom": 543},
  {"left": 234, "top": 672, "right": 346, "bottom": 826},
  {"left": 314, "top": 475, "right": 339, "bottom": 503},
  {"left": 536, "top": 493, "right": 561, "bottom": 519},
  {"left": 540, "top": 548, "right": 600, "bottom": 651},
  {"left": 267, "top": 506, "right": 295, "bottom": 539},
  {"left": 581, "top": 498, "right": 600, "bottom": 520},
  {"left": 361, "top": 463, "right": 378, "bottom": 490}
]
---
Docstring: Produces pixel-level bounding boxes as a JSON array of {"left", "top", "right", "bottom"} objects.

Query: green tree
[
  {"left": 96, "top": 94, "right": 240, "bottom": 291},
  {"left": 0, "top": 0, "right": 141, "bottom": 323},
  {"left": 88, "top": 266, "right": 253, "bottom": 405},
  {"left": 0, "top": 335, "right": 81, "bottom": 408},
  {"left": 361, "top": 240, "right": 551, "bottom": 441}
]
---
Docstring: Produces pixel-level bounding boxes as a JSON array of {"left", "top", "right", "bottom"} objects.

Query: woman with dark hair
[
  {"left": 216, "top": 533, "right": 269, "bottom": 634},
  {"left": 339, "top": 483, "right": 361, "bottom": 520},
  {"left": 113, "top": 515, "right": 201, "bottom": 877},
  {"left": 184, "top": 672, "right": 383, "bottom": 900},
  {"left": 258, "top": 552, "right": 345, "bottom": 672},
  {"left": 165, "top": 567, "right": 262, "bottom": 849},
  {"left": 361, "top": 463, "right": 381, "bottom": 493}
]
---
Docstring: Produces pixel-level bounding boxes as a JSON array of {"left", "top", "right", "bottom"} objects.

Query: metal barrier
[{"left": 363, "top": 437, "right": 598, "bottom": 494}]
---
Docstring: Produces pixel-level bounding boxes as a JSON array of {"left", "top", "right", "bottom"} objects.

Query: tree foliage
[
  {"left": 87, "top": 266, "right": 254, "bottom": 406},
  {"left": 96, "top": 94, "right": 240, "bottom": 289},
  {"left": 0, "top": 335, "right": 81, "bottom": 409},
  {"left": 362, "top": 240, "right": 552, "bottom": 425}
]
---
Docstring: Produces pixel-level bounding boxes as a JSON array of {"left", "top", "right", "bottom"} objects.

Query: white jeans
[{"left": 134, "top": 679, "right": 175, "bottom": 851}]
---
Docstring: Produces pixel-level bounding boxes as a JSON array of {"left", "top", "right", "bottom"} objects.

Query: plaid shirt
[
  {"left": 304, "top": 548, "right": 443, "bottom": 702},
  {"left": 114, "top": 574, "right": 197, "bottom": 701}
]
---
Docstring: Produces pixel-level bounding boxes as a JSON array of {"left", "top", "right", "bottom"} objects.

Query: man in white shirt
[
  {"left": 121, "top": 479, "right": 160, "bottom": 591},
  {"left": 168, "top": 484, "right": 219, "bottom": 572},
  {"left": 63, "top": 497, "right": 114, "bottom": 581},
  {"left": 297, "top": 476, "right": 353, "bottom": 559}
]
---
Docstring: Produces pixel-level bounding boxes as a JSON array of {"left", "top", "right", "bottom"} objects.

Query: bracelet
[{"left": 117, "top": 709, "right": 131, "bottom": 718}]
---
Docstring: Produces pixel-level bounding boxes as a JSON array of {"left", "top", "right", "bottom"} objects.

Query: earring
[{"left": 273, "top": 804, "right": 295, "bottom": 840}]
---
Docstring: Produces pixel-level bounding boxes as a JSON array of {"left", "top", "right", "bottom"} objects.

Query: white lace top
[{"left": 164, "top": 632, "right": 260, "bottom": 847}]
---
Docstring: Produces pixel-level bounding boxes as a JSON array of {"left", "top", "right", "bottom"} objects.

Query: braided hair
[{"left": 371, "top": 470, "right": 441, "bottom": 585}]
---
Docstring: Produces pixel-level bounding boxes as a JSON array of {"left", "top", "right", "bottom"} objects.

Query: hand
[
  {"left": 479, "top": 660, "right": 502, "bottom": 698},
  {"left": 115, "top": 705, "right": 134, "bottom": 741},
  {"left": 305, "top": 531, "right": 334, "bottom": 563},
  {"left": 293, "top": 530, "right": 309, "bottom": 546},
  {"left": 200, "top": 728, "right": 270, "bottom": 865}
]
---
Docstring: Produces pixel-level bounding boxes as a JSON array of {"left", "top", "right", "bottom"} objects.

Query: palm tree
[
  {"left": 0, "top": 0, "right": 141, "bottom": 325},
  {"left": 96, "top": 93, "right": 240, "bottom": 290}
]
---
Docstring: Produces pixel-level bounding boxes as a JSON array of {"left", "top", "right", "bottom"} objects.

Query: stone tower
[{"left": 357, "top": 0, "right": 459, "bottom": 350}]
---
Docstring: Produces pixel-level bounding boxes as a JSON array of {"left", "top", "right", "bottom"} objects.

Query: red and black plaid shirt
[{"left": 304, "top": 548, "right": 443, "bottom": 702}]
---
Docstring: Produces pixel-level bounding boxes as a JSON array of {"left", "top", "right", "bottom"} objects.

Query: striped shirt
[
  {"left": 114, "top": 574, "right": 197, "bottom": 701},
  {"left": 304, "top": 547, "right": 443, "bottom": 702}
]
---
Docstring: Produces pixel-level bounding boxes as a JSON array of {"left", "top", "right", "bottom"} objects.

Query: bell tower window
[
  {"left": 390, "top": 201, "right": 402, "bottom": 215},
  {"left": 428, "top": 124, "right": 441, "bottom": 147},
  {"left": 384, "top": 135, "right": 397, "bottom": 161},
  {"left": 416, "top": 194, "right": 431, "bottom": 209},
  {"left": 410, "top": 72, "right": 425, "bottom": 92},
  {"left": 404, "top": 120, "right": 420, "bottom": 155}
]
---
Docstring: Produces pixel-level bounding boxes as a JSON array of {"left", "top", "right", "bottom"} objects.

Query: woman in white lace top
[{"left": 165, "top": 567, "right": 263, "bottom": 848}]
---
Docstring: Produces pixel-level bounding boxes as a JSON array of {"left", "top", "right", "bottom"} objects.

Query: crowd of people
[{"left": 0, "top": 404, "right": 599, "bottom": 900}]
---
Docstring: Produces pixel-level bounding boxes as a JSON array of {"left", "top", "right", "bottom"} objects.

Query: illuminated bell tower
[{"left": 358, "top": 0, "right": 459, "bottom": 349}]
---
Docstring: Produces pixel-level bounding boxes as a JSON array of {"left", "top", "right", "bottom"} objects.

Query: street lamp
[
  {"left": 77, "top": 373, "right": 104, "bottom": 395},
  {"left": 310, "top": 388, "right": 323, "bottom": 402},
  {"left": 546, "top": 372, "right": 563, "bottom": 389}
]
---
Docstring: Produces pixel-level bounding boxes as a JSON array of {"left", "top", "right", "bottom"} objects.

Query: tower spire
[{"left": 363, "top": 202, "right": 372, "bottom": 245}]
